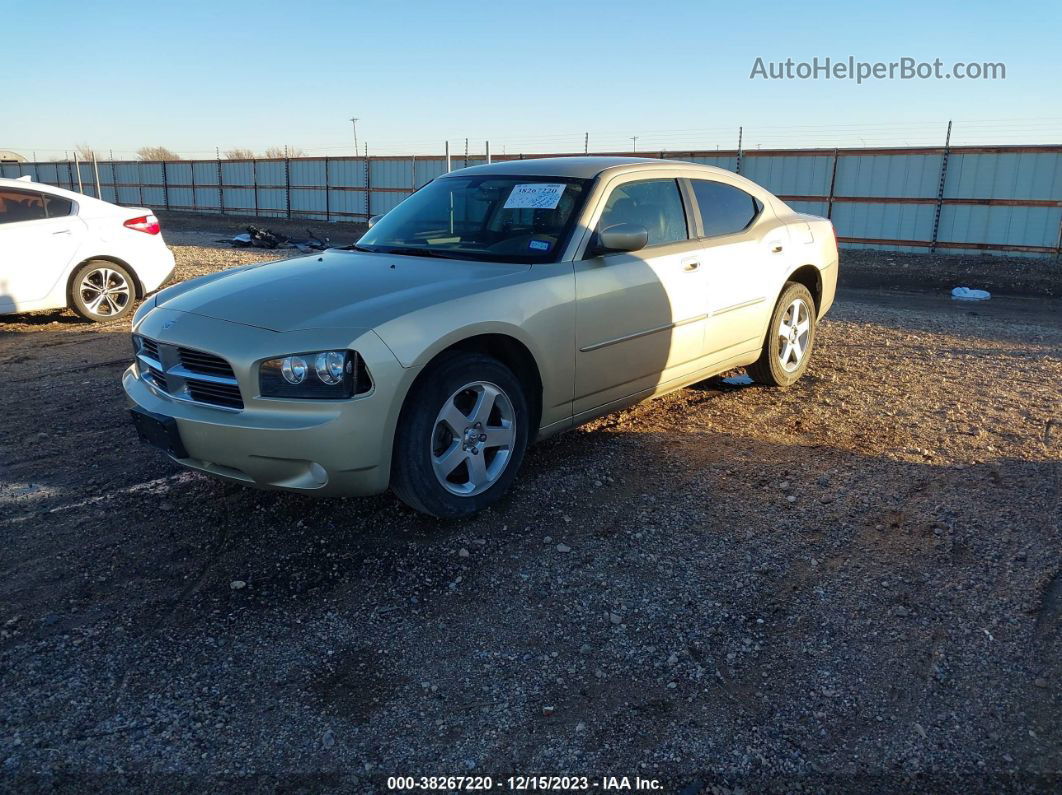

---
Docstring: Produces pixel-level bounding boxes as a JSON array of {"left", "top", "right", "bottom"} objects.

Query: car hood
[{"left": 156, "top": 250, "right": 531, "bottom": 332}]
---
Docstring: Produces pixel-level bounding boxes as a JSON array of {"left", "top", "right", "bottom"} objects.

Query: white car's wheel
[{"left": 70, "top": 260, "right": 135, "bottom": 322}]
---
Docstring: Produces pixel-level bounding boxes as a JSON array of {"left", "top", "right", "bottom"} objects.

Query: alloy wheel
[
  {"left": 80, "top": 267, "right": 130, "bottom": 317},
  {"left": 777, "top": 298, "right": 811, "bottom": 372},
  {"left": 431, "top": 381, "right": 516, "bottom": 496}
]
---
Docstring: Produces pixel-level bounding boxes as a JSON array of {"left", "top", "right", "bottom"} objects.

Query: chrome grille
[{"left": 134, "top": 335, "right": 244, "bottom": 410}]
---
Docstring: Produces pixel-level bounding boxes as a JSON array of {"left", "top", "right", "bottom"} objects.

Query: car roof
[
  {"left": 446, "top": 155, "right": 733, "bottom": 180},
  {"left": 0, "top": 176, "right": 78, "bottom": 198},
  {"left": 0, "top": 177, "right": 123, "bottom": 212}
]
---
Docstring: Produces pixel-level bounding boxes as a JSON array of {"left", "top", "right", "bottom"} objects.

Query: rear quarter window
[
  {"left": 690, "top": 179, "right": 761, "bottom": 238},
  {"left": 43, "top": 193, "right": 74, "bottom": 217}
]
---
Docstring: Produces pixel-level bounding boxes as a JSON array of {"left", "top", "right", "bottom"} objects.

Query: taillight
[{"left": 124, "top": 214, "right": 160, "bottom": 235}]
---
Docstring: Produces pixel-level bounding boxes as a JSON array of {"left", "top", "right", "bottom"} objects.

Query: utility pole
[
  {"left": 350, "top": 117, "right": 359, "bottom": 156},
  {"left": 630, "top": 136, "right": 638, "bottom": 152}
]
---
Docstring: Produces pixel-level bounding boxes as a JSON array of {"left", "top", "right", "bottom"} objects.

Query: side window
[
  {"left": 691, "top": 180, "right": 760, "bottom": 237},
  {"left": 43, "top": 194, "right": 73, "bottom": 217},
  {"left": 0, "top": 189, "right": 48, "bottom": 224},
  {"left": 597, "top": 178, "right": 688, "bottom": 248}
]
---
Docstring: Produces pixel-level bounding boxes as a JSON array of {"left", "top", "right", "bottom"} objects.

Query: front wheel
[
  {"left": 391, "top": 352, "right": 530, "bottom": 518},
  {"left": 747, "top": 282, "right": 817, "bottom": 387}
]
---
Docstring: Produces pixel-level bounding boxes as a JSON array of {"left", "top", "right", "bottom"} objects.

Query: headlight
[{"left": 259, "top": 350, "right": 370, "bottom": 399}]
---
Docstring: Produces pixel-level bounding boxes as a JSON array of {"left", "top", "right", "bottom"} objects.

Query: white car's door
[
  {"left": 686, "top": 178, "right": 785, "bottom": 361},
  {"left": 0, "top": 188, "right": 84, "bottom": 312}
]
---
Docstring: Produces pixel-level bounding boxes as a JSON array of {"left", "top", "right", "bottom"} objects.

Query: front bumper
[{"left": 122, "top": 308, "right": 413, "bottom": 496}]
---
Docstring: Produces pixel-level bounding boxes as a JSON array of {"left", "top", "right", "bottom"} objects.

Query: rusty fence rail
[{"left": 4, "top": 144, "right": 1061, "bottom": 258}]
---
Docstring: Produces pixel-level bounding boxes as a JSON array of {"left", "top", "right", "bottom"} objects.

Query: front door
[
  {"left": 0, "top": 188, "right": 83, "bottom": 312},
  {"left": 573, "top": 177, "right": 709, "bottom": 415}
]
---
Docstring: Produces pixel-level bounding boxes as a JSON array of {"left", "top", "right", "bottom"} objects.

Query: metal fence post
[
  {"left": 162, "top": 161, "right": 170, "bottom": 210},
  {"left": 137, "top": 160, "right": 144, "bottom": 206},
  {"left": 190, "top": 159, "right": 198, "bottom": 212},
  {"left": 445, "top": 141, "right": 451, "bottom": 173},
  {"left": 251, "top": 158, "right": 258, "bottom": 217},
  {"left": 284, "top": 155, "right": 291, "bottom": 219},
  {"left": 735, "top": 126, "right": 743, "bottom": 174},
  {"left": 929, "top": 120, "right": 952, "bottom": 254},
  {"left": 486, "top": 141, "right": 491, "bottom": 165},
  {"left": 827, "top": 147, "right": 839, "bottom": 219},
  {"left": 74, "top": 153, "right": 84, "bottom": 193},
  {"left": 364, "top": 142, "right": 371, "bottom": 221},
  {"left": 411, "top": 154, "right": 417, "bottom": 193},
  {"left": 324, "top": 156, "right": 331, "bottom": 222},
  {"left": 217, "top": 154, "right": 225, "bottom": 215},
  {"left": 92, "top": 154, "right": 102, "bottom": 199}
]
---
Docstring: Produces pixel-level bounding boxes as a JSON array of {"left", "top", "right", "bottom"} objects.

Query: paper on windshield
[{"left": 504, "top": 183, "right": 566, "bottom": 210}]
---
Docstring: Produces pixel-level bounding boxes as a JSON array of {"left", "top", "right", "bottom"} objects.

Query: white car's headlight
[{"left": 259, "top": 350, "right": 370, "bottom": 399}]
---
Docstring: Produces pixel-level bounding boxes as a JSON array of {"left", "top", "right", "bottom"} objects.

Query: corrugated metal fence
[{"left": 4, "top": 144, "right": 1060, "bottom": 258}]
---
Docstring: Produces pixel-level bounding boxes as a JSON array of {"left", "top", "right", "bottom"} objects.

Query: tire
[
  {"left": 747, "top": 281, "right": 817, "bottom": 387},
  {"left": 70, "top": 260, "right": 136, "bottom": 322},
  {"left": 391, "top": 351, "right": 530, "bottom": 518}
]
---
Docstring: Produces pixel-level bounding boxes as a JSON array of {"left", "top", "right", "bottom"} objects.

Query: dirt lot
[{"left": 1, "top": 237, "right": 1060, "bottom": 792}]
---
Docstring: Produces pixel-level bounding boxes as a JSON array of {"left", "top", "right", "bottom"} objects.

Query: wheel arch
[
  {"left": 785, "top": 264, "right": 823, "bottom": 316},
  {"left": 66, "top": 254, "right": 145, "bottom": 304},
  {"left": 397, "top": 331, "right": 545, "bottom": 440}
]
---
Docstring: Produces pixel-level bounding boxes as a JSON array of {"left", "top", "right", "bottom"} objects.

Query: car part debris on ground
[{"left": 223, "top": 225, "right": 334, "bottom": 253}]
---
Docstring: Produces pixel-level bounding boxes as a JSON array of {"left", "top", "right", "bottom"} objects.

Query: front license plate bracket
[{"left": 129, "top": 407, "right": 189, "bottom": 459}]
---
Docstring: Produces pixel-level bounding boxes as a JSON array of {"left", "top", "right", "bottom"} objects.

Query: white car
[{"left": 0, "top": 176, "right": 175, "bottom": 322}]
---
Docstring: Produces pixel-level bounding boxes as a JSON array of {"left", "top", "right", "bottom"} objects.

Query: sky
[{"left": 3, "top": 0, "right": 1060, "bottom": 159}]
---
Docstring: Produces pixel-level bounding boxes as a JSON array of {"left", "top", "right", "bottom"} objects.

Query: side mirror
[
  {"left": 594, "top": 223, "right": 648, "bottom": 254},
  {"left": 367, "top": 214, "right": 383, "bottom": 229}
]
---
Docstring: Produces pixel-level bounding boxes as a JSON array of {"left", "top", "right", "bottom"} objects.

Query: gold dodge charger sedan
[{"left": 124, "top": 157, "right": 837, "bottom": 517}]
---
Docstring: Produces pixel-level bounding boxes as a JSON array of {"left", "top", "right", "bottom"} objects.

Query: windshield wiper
[
  {"left": 337, "top": 243, "right": 376, "bottom": 252},
  {"left": 376, "top": 246, "right": 469, "bottom": 260}
]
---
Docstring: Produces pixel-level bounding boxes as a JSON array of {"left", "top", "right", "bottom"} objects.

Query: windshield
[{"left": 356, "top": 175, "right": 590, "bottom": 262}]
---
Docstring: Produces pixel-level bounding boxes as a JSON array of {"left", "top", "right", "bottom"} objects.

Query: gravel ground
[{"left": 0, "top": 241, "right": 1060, "bottom": 792}]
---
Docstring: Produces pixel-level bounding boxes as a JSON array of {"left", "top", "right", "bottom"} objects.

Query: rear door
[
  {"left": 686, "top": 178, "right": 785, "bottom": 361},
  {"left": 0, "top": 188, "right": 84, "bottom": 311}
]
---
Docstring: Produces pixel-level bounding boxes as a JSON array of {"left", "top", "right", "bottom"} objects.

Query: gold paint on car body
[{"left": 124, "top": 158, "right": 837, "bottom": 496}]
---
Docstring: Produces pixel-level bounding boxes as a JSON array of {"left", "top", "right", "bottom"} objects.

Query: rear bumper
[
  {"left": 139, "top": 247, "right": 176, "bottom": 294},
  {"left": 818, "top": 259, "right": 838, "bottom": 318}
]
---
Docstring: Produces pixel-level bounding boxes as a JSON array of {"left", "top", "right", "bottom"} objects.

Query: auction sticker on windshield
[{"left": 504, "top": 183, "right": 566, "bottom": 209}]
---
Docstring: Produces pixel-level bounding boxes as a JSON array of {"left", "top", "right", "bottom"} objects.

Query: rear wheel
[
  {"left": 391, "top": 352, "right": 529, "bottom": 518},
  {"left": 747, "top": 281, "right": 816, "bottom": 387},
  {"left": 70, "top": 260, "right": 135, "bottom": 322}
]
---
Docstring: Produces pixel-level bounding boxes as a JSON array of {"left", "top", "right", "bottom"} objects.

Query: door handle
[
  {"left": 770, "top": 243, "right": 784, "bottom": 253},
  {"left": 682, "top": 259, "right": 700, "bottom": 272},
  {"left": 52, "top": 229, "right": 72, "bottom": 235}
]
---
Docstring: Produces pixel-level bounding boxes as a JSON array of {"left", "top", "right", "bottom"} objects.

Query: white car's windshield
[{"left": 356, "top": 175, "right": 590, "bottom": 262}]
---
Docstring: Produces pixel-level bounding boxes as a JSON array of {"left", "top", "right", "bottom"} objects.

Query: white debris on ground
[{"left": 952, "top": 286, "right": 992, "bottom": 301}]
